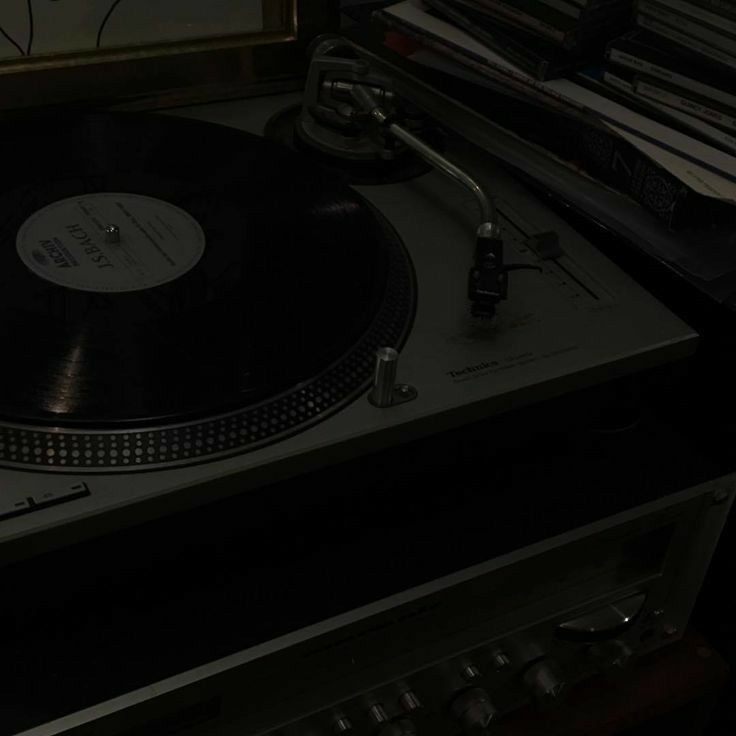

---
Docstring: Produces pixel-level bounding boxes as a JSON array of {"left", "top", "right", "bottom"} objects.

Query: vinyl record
[{"left": 0, "top": 113, "right": 415, "bottom": 470}]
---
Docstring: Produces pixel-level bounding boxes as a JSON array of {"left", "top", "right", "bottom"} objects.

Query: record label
[{"left": 16, "top": 192, "right": 205, "bottom": 293}]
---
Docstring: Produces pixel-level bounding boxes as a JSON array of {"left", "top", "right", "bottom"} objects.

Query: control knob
[
  {"left": 368, "top": 705, "right": 416, "bottom": 736},
  {"left": 451, "top": 687, "right": 498, "bottom": 733},
  {"left": 590, "top": 639, "right": 634, "bottom": 671},
  {"left": 333, "top": 717, "right": 353, "bottom": 734},
  {"left": 522, "top": 659, "right": 567, "bottom": 704}
]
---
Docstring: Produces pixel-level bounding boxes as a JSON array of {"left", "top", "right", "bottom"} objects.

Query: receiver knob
[
  {"left": 399, "top": 690, "right": 422, "bottom": 713},
  {"left": 369, "top": 704, "right": 389, "bottom": 725},
  {"left": 491, "top": 651, "right": 511, "bottom": 671},
  {"left": 462, "top": 664, "right": 482, "bottom": 681},
  {"left": 333, "top": 717, "right": 353, "bottom": 734},
  {"left": 590, "top": 639, "right": 634, "bottom": 671},
  {"left": 522, "top": 659, "right": 567, "bottom": 704},
  {"left": 451, "top": 687, "right": 498, "bottom": 733}
]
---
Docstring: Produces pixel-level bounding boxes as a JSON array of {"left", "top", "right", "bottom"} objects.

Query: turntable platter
[{"left": 0, "top": 114, "right": 415, "bottom": 471}]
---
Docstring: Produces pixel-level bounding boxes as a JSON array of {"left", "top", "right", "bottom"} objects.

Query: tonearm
[{"left": 298, "top": 35, "right": 542, "bottom": 319}]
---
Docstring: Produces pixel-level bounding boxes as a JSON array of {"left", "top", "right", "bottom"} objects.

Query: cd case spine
[
  {"left": 454, "top": 0, "right": 578, "bottom": 47},
  {"left": 423, "top": 0, "right": 569, "bottom": 79},
  {"left": 606, "top": 31, "right": 736, "bottom": 111},
  {"left": 372, "top": 12, "right": 736, "bottom": 230},
  {"left": 637, "top": 0, "right": 736, "bottom": 55},
  {"left": 635, "top": 13, "right": 736, "bottom": 71}
]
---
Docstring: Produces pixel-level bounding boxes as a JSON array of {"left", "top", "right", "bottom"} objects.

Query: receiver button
[
  {"left": 33, "top": 482, "right": 90, "bottom": 508},
  {"left": 0, "top": 497, "right": 32, "bottom": 520}
]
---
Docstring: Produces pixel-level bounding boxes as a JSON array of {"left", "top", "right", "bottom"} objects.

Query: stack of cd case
[
  {"left": 419, "top": 0, "right": 634, "bottom": 73},
  {"left": 601, "top": 2, "right": 736, "bottom": 153}
]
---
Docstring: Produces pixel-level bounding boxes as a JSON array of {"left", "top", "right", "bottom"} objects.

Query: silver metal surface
[
  {"left": 451, "top": 687, "right": 498, "bottom": 730},
  {"left": 477, "top": 221, "right": 502, "bottom": 240},
  {"left": 557, "top": 592, "right": 646, "bottom": 639},
  {"left": 398, "top": 691, "right": 422, "bottom": 713},
  {"left": 14, "top": 474, "right": 733, "bottom": 736},
  {"left": 0, "top": 111, "right": 702, "bottom": 561},
  {"left": 333, "top": 717, "right": 353, "bottom": 734},
  {"left": 461, "top": 664, "right": 482, "bottom": 681},
  {"left": 368, "top": 704, "right": 389, "bottom": 725},
  {"left": 395, "top": 384, "right": 417, "bottom": 401},
  {"left": 0, "top": 94, "right": 700, "bottom": 561},
  {"left": 348, "top": 81, "right": 496, "bottom": 228},
  {"left": 368, "top": 347, "right": 399, "bottom": 408},
  {"left": 522, "top": 659, "right": 567, "bottom": 703},
  {"left": 104, "top": 223, "right": 120, "bottom": 244},
  {"left": 385, "top": 121, "right": 496, "bottom": 228},
  {"left": 491, "top": 651, "right": 511, "bottom": 671}
]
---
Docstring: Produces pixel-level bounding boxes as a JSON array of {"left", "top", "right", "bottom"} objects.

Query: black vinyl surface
[{"left": 0, "top": 113, "right": 400, "bottom": 427}]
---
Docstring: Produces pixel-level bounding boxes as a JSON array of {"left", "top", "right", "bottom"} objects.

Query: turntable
[
  {"left": 1, "top": 34, "right": 733, "bottom": 736},
  {"left": 0, "top": 91, "right": 698, "bottom": 553}
]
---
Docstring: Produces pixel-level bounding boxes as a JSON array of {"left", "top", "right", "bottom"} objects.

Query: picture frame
[{"left": 0, "top": 0, "right": 339, "bottom": 114}]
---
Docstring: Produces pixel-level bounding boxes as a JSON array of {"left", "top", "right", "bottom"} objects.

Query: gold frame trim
[{"left": 0, "top": 0, "right": 336, "bottom": 113}]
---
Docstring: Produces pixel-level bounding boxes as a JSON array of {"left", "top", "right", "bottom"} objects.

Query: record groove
[{"left": 0, "top": 113, "right": 416, "bottom": 471}]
